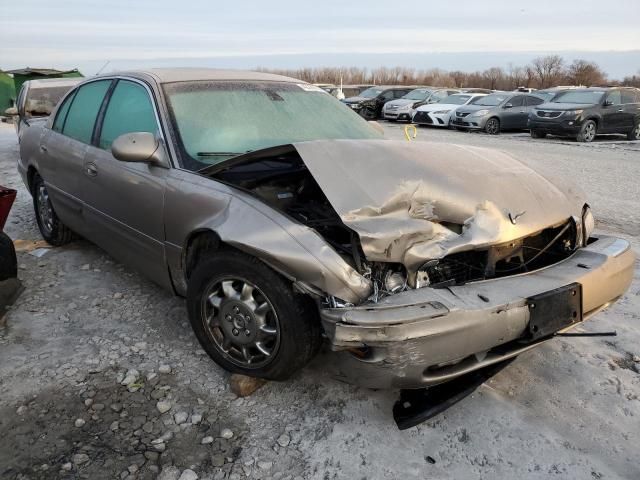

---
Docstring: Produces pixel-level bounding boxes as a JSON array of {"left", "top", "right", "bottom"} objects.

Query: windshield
[
  {"left": 552, "top": 90, "right": 605, "bottom": 104},
  {"left": 163, "top": 81, "right": 382, "bottom": 170},
  {"left": 471, "top": 94, "right": 507, "bottom": 106},
  {"left": 402, "top": 89, "right": 431, "bottom": 100},
  {"left": 532, "top": 91, "right": 555, "bottom": 102},
  {"left": 358, "top": 87, "right": 383, "bottom": 98},
  {"left": 439, "top": 94, "right": 471, "bottom": 105}
]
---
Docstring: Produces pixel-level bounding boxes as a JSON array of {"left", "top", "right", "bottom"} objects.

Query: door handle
[
  {"left": 39, "top": 145, "right": 48, "bottom": 153},
  {"left": 85, "top": 163, "right": 98, "bottom": 177},
  {"left": 617, "top": 108, "right": 624, "bottom": 112}
]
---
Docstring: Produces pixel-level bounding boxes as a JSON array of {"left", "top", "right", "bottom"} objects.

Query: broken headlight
[{"left": 582, "top": 206, "right": 595, "bottom": 245}]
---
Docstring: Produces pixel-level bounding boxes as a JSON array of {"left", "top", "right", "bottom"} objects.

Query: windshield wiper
[{"left": 197, "top": 152, "right": 245, "bottom": 157}]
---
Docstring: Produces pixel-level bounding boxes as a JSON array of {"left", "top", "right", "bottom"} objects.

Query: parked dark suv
[
  {"left": 528, "top": 87, "right": 640, "bottom": 142},
  {"left": 342, "top": 86, "right": 416, "bottom": 120}
]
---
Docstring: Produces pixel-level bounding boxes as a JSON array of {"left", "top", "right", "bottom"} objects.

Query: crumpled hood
[{"left": 293, "top": 139, "right": 585, "bottom": 271}]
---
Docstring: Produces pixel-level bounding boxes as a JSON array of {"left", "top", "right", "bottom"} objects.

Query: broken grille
[{"left": 425, "top": 220, "right": 578, "bottom": 288}]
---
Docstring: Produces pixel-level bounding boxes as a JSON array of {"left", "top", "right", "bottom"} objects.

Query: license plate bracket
[{"left": 526, "top": 283, "right": 582, "bottom": 341}]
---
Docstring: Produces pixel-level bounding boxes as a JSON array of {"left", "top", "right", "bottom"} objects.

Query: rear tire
[
  {"left": 484, "top": 117, "right": 500, "bottom": 135},
  {"left": 627, "top": 121, "right": 640, "bottom": 141},
  {"left": 576, "top": 120, "right": 597, "bottom": 143},
  {"left": 530, "top": 130, "right": 547, "bottom": 139},
  {"left": 32, "top": 174, "right": 74, "bottom": 246},
  {"left": 187, "top": 250, "right": 322, "bottom": 381}
]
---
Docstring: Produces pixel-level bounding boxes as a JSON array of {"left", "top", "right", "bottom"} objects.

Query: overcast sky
[{"left": 1, "top": 0, "right": 639, "bottom": 77}]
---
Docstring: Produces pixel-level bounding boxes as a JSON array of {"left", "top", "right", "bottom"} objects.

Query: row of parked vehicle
[{"left": 332, "top": 84, "right": 640, "bottom": 142}]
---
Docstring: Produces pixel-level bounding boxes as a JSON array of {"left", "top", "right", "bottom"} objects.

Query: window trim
[{"left": 91, "top": 76, "right": 169, "bottom": 163}]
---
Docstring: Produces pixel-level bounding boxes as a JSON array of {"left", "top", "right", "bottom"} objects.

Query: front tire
[
  {"left": 32, "top": 174, "right": 74, "bottom": 246},
  {"left": 187, "top": 250, "right": 322, "bottom": 381},
  {"left": 484, "top": 117, "right": 500, "bottom": 135},
  {"left": 530, "top": 130, "right": 547, "bottom": 139},
  {"left": 577, "top": 120, "right": 597, "bottom": 142},
  {"left": 627, "top": 121, "right": 640, "bottom": 141}
]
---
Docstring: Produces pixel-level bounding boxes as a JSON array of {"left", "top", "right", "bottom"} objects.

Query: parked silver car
[
  {"left": 18, "top": 69, "right": 634, "bottom": 390},
  {"left": 382, "top": 88, "right": 459, "bottom": 122}
]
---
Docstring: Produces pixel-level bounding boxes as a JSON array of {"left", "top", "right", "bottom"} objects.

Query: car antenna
[{"left": 96, "top": 60, "right": 111, "bottom": 76}]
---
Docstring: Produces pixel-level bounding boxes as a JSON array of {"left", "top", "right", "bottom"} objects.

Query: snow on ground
[{"left": 0, "top": 121, "right": 638, "bottom": 480}]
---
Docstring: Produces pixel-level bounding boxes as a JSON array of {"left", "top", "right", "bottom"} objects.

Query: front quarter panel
[{"left": 164, "top": 169, "right": 371, "bottom": 304}]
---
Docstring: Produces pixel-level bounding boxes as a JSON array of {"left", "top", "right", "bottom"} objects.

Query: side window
[
  {"left": 99, "top": 80, "right": 159, "bottom": 150},
  {"left": 394, "top": 90, "right": 408, "bottom": 99},
  {"left": 380, "top": 90, "right": 394, "bottom": 101},
  {"left": 621, "top": 89, "right": 639, "bottom": 104},
  {"left": 527, "top": 96, "right": 544, "bottom": 106},
  {"left": 52, "top": 91, "right": 76, "bottom": 133},
  {"left": 606, "top": 90, "right": 622, "bottom": 105},
  {"left": 508, "top": 96, "right": 525, "bottom": 107},
  {"left": 63, "top": 80, "right": 112, "bottom": 144}
]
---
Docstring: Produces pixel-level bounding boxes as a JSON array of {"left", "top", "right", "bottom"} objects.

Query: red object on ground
[{"left": 0, "top": 186, "right": 17, "bottom": 231}]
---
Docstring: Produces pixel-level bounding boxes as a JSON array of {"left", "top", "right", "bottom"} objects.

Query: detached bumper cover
[{"left": 321, "top": 235, "right": 634, "bottom": 389}]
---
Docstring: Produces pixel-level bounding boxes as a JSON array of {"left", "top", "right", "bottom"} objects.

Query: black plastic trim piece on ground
[{"left": 393, "top": 358, "right": 515, "bottom": 430}]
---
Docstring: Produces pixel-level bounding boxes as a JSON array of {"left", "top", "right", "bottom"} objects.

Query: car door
[
  {"left": 601, "top": 90, "right": 624, "bottom": 132},
  {"left": 80, "top": 78, "right": 172, "bottom": 288},
  {"left": 525, "top": 95, "right": 545, "bottom": 129},
  {"left": 500, "top": 95, "right": 526, "bottom": 129},
  {"left": 621, "top": 89, "right": 640, "bottom": 131},
  {"left": 38, "top": 79, "right": 113, "bottom": 235}
]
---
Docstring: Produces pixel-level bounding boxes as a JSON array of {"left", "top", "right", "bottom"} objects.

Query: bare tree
[
  {"left": 567, "top": 59, "right": 607, "bottom": 86},
  {"left": 482, "top": 67, "right": 504, "bottom": 90},
  {"left": 531, "top": 55, "right": 565, "bottom": 88}
]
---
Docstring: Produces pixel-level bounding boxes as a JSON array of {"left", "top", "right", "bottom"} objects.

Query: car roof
[{"left": 96, "top": 68, "right": 304, "bottom": 84}]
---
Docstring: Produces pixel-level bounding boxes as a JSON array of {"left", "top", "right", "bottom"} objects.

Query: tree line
[{"left": 258, "top": 55, "right": 640, "bottom": 89}]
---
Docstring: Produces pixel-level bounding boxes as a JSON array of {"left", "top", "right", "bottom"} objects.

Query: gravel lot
[{"left": 1, "top": 120, "right": 639, "bottom": 480}]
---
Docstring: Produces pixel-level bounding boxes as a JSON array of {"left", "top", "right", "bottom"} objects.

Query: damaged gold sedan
[{"left": 18, "top": 70, "right": 634, "bottom": 403}]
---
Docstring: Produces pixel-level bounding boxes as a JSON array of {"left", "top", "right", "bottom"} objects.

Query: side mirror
[
  {"left": 603, "top": 100, "right": 613, "bottom": 107},
  {"left": 368, "top": 120, "right": 384, "bottom": 135},
  {"left": 4, "top": 107, "right": 18, "bottom": 116},
  {"left": 504, "top": 103, "right": 513, "bottom": 109},
  {"left": 111, "top": 132, "right": 169, "bottom": 168}
]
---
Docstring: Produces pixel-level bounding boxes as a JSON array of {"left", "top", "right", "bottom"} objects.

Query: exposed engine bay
[{"left": 208, "top": 148, "right": 579, "bottom": 306}]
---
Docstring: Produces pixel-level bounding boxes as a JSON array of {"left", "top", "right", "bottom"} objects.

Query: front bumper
[
  {"left": 321, "top": 235, "right": 634, "bottom": 389},
  {"left": 412, "top": 111, "right": 451, "bottom": 126},
  {"left": 528, "top": 116, "right": 583, "bottom": 136},
  {"left": 451, "top": 114, "right": 487, "bottom": 130},
  {"left": 384, "top": 110, "right": 412, "bottom": 121}
]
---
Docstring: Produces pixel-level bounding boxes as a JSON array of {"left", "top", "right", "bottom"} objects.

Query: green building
[{"left": 0, "top": 68, "right": 83, "bottom": 113}]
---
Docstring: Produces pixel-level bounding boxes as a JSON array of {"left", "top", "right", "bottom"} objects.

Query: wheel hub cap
[{"left": 202, "top": 278, "right": 280, "bottom": 368}]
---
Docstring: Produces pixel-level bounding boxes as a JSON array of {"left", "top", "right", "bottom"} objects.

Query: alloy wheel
[
  {"left": 486, "top": 118, "right": 499, "bottom": 135},
  {"left": 201, "top": 277, "right": 280, "bottom": 368},
  {"left": 36, "top": 185, "right": 54, "bottom": 235},
  {"left": 633, "top": 124, "right": 640, "bottom": 140},
  {"left": 583, "top": 122, "right": 596, "bottom": 142}
]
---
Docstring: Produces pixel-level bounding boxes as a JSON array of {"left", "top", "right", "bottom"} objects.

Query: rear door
[
  {"left": 80, "top": 78, "right": 171, "bottom": 287},
  {"left": 601, "top": 90, "right": 624, "bottom": 132},
  {"left": 38, "top": 79, "right": 113, "bottom": 234}
]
